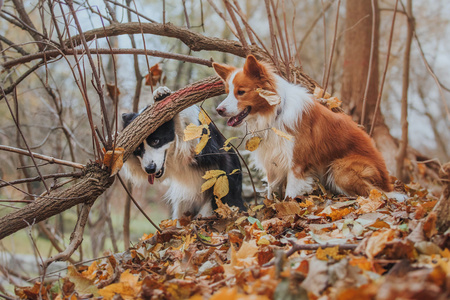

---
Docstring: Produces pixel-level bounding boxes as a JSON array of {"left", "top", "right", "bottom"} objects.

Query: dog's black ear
[{"left": 122, "top": 112, "right": 137, "bottom": 127}]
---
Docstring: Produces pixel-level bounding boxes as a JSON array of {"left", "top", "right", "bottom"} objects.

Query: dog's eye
[
  {"left": 237, "top": 90, "right": 245, "bottom": 96},
  {"left": 150, "top": 139, "right": 160, "bottom": 147}
]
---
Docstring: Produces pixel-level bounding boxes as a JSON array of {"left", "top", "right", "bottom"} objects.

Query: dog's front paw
[{"left": 153, "top": 86, "right": 172, "bottom": 102}]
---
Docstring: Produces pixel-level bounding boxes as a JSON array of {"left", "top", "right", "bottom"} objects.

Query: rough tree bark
[
  {"left": 341, "top": 0, "right": 436, "bottom": 179},
  {"left": 0, "top": 76, "right": 224, "bottom": 240}
]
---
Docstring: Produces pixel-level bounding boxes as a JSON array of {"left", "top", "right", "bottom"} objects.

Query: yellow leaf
[
  {"left": 202, "top": 170, "right": 226, "bottom": 180},
  {"left": 229, "top": 169, "right": 240, "bottom": 175},
  {"left": 255, "top": 88, "right": 281, "bottom": 105},
  {"left": 222, "top": 136, "right": 238, "bottom": 151},
  {"left": 195, "top": 132, "right": 209, "bottom": 154},
  {"left": 184, "top": 123, "right": 207, "bottom": 141},
  {"left": 67, "top": 265, "right": 99, "bottom": 297},
  {"left": 214, "top": 175, "right": 229, "bottom": 200},
  {"left": 245, "top": 136, "right": 262, "bottom": 151},
  {"left": 316, "top": 246, "right": 345, "bottom": 261},
  {"left": 271, "top": 127, "right": 293, "bottom": 140},
  {"left": 199, "top": 109, "right": 211, "bottom": 125},
  {"left": 327, "top": 97, "right": 342, "bottom": 109},
  {"left": 201, "top": 177, "right": 217, "bottom": 192},
  {"left": 103, "top": 147, "right": 125, "bottom": 176}
]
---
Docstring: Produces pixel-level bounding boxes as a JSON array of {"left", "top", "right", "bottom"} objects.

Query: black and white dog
[{"left": 122, "top": 87, "right": 245, "bottom": 220}]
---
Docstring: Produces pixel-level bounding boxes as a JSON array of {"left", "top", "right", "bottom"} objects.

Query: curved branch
[
  {"left": 0, "top": 145, "right": 85, "bottom": 169},
  {"left": 1, "top": 48, "right": 213, "bottom": 69},
  {"left": 0, "top": 76, "right": 225, "bottom": 240},
  {"left": 66, "top": 22, "right": 249, "bottom": 57}
]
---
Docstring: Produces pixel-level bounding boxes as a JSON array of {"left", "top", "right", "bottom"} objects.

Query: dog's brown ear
[
  {"left": 212, "top": 62, "right": 235, "bottom": 82},
  {"left": 243, "top": 55, "right": 265, "bottom": 78}
]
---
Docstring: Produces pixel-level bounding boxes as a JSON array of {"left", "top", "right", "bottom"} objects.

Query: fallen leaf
[
  {"left": 15, "top": 282, "right": 51, "bottom": 300},
  {"left": 316, "top": 246, "right": 345, "bottom": 261},
  {"left": 423, "top": 212, "right": 437, "bottom": 238},
  {"left": 275, "top": 201, "right": 303, "bottom": 217},
  {"left": 98, "top": 270, "right": 142, "bottom": 300},
  {"left": 365, "top": 229, "right": 395, "bottom": 259},
  {"left": 66, "top": 265, "right": 99, "bottom": 297}
]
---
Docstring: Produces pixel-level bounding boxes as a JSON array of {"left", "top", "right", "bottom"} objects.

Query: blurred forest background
[{"left": 0, "top": 0, "right": 449, "bottom": 289}]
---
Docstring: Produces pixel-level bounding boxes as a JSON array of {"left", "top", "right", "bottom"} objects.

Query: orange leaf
[
  {"left": 106, "top": 83, "right": 120, "bottom": 99},
  {"left": 98, "top": 270, "right": 142, "bottom": 300},
  {"left": 365, "top": 229, "right": 395, "bottom": 259},
  {"left": 103, "top": 147, "right": 125, "bottom": 176},
  {"left": 145, "top": 63, "right": 162, "bottom": 86}
]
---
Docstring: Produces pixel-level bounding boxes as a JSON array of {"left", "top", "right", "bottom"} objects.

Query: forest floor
[{"left": 11, "top": 179, "right": 450, "bottom": 300}]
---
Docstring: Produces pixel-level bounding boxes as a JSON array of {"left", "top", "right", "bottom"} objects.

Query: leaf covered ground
[{"left": 15, "top": 182, "right": 450, "bottom": 300}]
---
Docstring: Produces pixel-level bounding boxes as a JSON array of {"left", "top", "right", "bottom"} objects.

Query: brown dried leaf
[
  {"left": 106, "top": 83, "right": 120, "bottom": 99},
  {"left": 103, "top": 147, "right": 125, "bottom": 176},
  {"left": 145, "top": 63, "right": 162, "bottom": 86},
  {"left": 274, "top": 201, "right": 303, "bottom": 217},
  {"left": 365, "top": 229, "right": 396, "bottom": 259}
]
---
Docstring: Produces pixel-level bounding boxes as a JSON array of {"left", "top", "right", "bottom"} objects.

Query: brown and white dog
[{"left": 213, "top": 55, "right": 393, "bottom": 199}]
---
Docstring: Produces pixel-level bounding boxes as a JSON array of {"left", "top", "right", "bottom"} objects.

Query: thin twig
[
  {"left": 323, "top": 0, "right": 341, "bottom": 94},
  {"left": 264, "top": 0, "right": 280, "bottom": 71},
  {"left": 66, "top": 0, "right": 113, "bottom": 148},
  {"left": 117, "top": 174, "right": 162, "bottom": 233},
  {"left": 3, "top": 90, "right": 50, "bottom": 193},
  {"left": 0, "top": 145, "right": 85, "bottom": 169},
  {"left": 263, "top": 241, "right": 358, "bottom": 267},
  {"left": 0, "top": 171, "right": 83, "bottom": 189},
  {"left": 224, "top": 0, "right": 249, "bottom": 54},
  {"left": 42, "top": 203, "right": 92, "bottom": 268}
]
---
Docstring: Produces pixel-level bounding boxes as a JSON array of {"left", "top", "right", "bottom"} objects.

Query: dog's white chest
[{"left": 251, "top": 131, "right": 293, "bottom": 186}]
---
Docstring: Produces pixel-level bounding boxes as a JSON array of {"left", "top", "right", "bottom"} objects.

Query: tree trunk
[{"left": 341, "top": 0, "right": 399, "bottom": 174}]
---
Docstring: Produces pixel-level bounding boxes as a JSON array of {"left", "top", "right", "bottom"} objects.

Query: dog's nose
[
  {"left": 216, "top": 107, "right": 226, "bottom": 116},
  {"left": 144, "top": 162, "right": 157, "bottom": 174}
]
